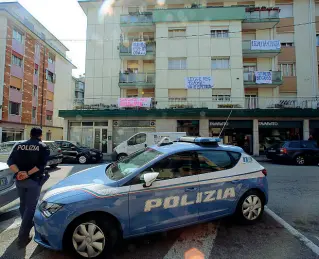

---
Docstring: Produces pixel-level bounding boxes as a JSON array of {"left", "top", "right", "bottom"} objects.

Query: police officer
[{"left": 7, "top": 127, "right": 50, "bottom": 247}]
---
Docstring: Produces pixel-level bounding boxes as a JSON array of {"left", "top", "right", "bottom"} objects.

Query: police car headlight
[
  {"left": 90, "top": 151, "right": 96, "bottom": 155},
  {"left": 39, "top": 201, "right": 63, "bottom": 218}
]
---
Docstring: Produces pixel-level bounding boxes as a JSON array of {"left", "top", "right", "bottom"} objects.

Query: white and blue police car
[{"left": 34, "top": 137, "right": 268, "bottom": 258}]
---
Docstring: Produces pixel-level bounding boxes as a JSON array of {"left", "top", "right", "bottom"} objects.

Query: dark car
[
  {"left": 265, "top": 140, "right": 319, "bottom": 165},
  {"left": 55, "top": 140, "right": 103, "bottom": 164}
]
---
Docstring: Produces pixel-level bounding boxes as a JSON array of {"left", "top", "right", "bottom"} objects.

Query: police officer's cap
[{"left": 30, "top": 127, "right": 42, "bottom": 137}]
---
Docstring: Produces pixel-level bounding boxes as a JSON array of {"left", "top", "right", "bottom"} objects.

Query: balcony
[
  {"left": 153, "top": 6, "right": 246, "bottom": 23},
  {"left": 242, "top": 40, "right": 281, "bottom": 58},
  {"left": 119, "top": 72, "right": 155, "bottom": 88},
  {"left": 244, "top": 71, "right": 283, "bottom": 87},
  {"left": 68, "top": 96, "right": 319, "bottom": 111},
  {"left": 120, "top": 13, "right": 154, "bottom": 32},
  {"left": 243, "top": 7, "right": 280, "bottom": 30},
  {"left": 9, "top": 88, "right": 22, "bottom": 103},
  {"left": 119, "top": 42, "right": 155, "bottom": 60}
]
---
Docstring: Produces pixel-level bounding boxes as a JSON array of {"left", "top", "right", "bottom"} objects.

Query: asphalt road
[{"left": 0, "top": 162, "right": 318, "bottom": 259}]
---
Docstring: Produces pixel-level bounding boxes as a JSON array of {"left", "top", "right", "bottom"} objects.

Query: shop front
[
  {"left": 177, "top": 120, "right": 199, "bottom": 136},
  {"left": 258, "top": 120, "right": 303, "bottom": 152},
  {"left": 310, "top": 120, "right": 319, "bottom": 141},
  {"left": 209, "top": 120, "right": 253, "bottom": 154},
  {"left": 1, "top": 122, "right": 24, "bottom": 142},
  {"left": 112, "top": 120, "right": 156, "bottom": 148}
]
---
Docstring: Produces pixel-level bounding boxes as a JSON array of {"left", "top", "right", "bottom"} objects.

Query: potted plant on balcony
[
  {"left": 261, "top": 6, "right": 267, "bottom": 11},
  {"left": 191, "top": 3, "right": 199, "bottom": 8}
]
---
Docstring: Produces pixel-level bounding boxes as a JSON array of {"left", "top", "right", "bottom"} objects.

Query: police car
[{"left": 34, "top": 137, "right": 268, "bottom": 258}]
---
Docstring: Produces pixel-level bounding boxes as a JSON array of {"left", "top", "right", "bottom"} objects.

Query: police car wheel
[
  {"left": 236, "top": 191, "right": 264, "bottom": 224},
  {"left": 78, "top": 155, "right": 88, "bottom": 164},
  {"left": 67, "top": 218, "right": 118, "bottom": 259}
]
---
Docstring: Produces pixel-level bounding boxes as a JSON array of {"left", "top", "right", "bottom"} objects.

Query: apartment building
[
  {"left": 0, "top": 2, "right": 75, "bottom": 142},
  {"left": 60, "top": 0, "right": 319, "bottom": 155},
  {"left": 73, "top": 76, "right": 85, "bottom": 106}
]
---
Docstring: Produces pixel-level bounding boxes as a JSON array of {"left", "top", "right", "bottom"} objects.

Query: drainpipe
[{"left": 40, "top": 46, "right": 45, "bottom": 128}]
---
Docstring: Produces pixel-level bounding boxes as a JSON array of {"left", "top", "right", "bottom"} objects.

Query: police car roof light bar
[{"left": 178, "top": 137, "right": 221, "bottom": 144}]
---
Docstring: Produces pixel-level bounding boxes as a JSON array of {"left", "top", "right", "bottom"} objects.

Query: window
[
  {"left": 34, "top": 68, "right": 38, "bottom": 75},
  {"left": 13, "top": 29, "right": 23, "bottom": 43},
  {"left": 9, "top": 102, "right": 20, "bottom": 115},
  {"left": 46, "top": 114, "right": 52, "bottom": 121},
  {"left": 211, "top": 30, "right": 229, "bottom": 38},
  {"left": 10, "top": 85, "right": 20, "bottom": 91},
  {"left": 280, "top": 63, "right": 296, "bottom": 76},
  {"left": 197, "top": 151, "right": 234, "bottom": 173},
  {"left": 48, "top": 54, "right": 54, "bottom": 64},
  {"left": 11, "top": 55, "right": 23, "bottom": 67},
  {"left": 281, "top": 42, "right": 294, "bottom": 47},
  {"left": 32, "top": 108, "right": 36, "bottom": 119},
  {"left": 168, "top": 28, "right": 186, "bottom": 38},
  {"left": 139, "top": 152, "right": 198, "bottom": 182},
  {"left": 46, "top": 132, "right": 52, "bottom": 141},
  {"left": 277, "top": 4, "right": 293, "bottom": 18},
  {"left": 289, "top": 142, "right": 301, "bottom": 148},
  {"left": 128, "top": 133, "right": 147, "bottom": 146},
  {"left": 46, "top": 70, "right": 55, "bottom": 83},
  {"left": 168, "top": 58, "right": 187, "bottom": 70},
  {"left": 33, "top": 85, "right": 38, "bottom": 97},
  {"left": 211, "top": 58, "right": 230, "bottom": 69}
]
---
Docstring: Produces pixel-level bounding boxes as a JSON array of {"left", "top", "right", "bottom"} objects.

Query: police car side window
[{"left": 197, "top": 151, "right": 234, "bottom": 174}]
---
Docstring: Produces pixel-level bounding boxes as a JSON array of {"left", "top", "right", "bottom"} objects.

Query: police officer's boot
[{"left": 17, "top": 234, "right": 33, "bottom": 248}]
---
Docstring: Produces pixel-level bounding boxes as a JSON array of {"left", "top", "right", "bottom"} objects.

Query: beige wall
[{"left": 53, "top": 56, "right": 75, "bottom": 127}]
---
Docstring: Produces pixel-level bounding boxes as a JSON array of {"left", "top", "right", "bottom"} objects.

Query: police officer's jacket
[{"left": 7, "top": 138, "right": 50, "bottom": 181}]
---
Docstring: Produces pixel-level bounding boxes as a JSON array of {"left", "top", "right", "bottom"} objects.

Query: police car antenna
[{"left": 218, "top": 110, "right": 233, "bottom": 139}]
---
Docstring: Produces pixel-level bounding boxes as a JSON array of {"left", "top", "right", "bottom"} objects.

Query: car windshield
[
  {"left": 70, "top": 141, "right": 86, "bottom": 148},
  {"left": 105, "top": 148, "right": 163, "bottom": 181}
]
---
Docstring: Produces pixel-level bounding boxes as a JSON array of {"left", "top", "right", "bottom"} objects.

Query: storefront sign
[
  {"left": 251, "top": 40, "right": 281, "bottom": 50},
  {"left": 113, "top": 120, "right": 155, "bottom": 127},
  {"left": 259, "top": 121, "right": 303, "bottom": 128},
  {"left": 185, "top": 76, "right": 213, "bottom": 89},
  {"left": 255, "top": 71, "right": 272, "bottom": 84},
  {"left": 118, "top": 98, "right": 152, "bottom": 108},
  {"left": 209, "top": 120, "right": 252, "bottom": 128},
  {"left": 131, "top": 41, "right": 146, "bottom": 56}
]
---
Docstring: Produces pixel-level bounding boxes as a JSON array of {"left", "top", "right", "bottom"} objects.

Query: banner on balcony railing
[
  {"left": 255, "top": 71, "right": 272, "bottom": 84},
  {"left": 185, "top": 76, "right": 213, "bottom": 89},
  {"left": 118, "top": 98, "right": 152, "bottom": 108},
  {"left": 131, "top": 41, "right": 146, "bottom": 56},
  {"left": 251, "top": 40, "right": 281, "bottom": 50}
]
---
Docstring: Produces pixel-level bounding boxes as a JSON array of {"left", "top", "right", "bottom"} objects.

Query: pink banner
[{"left": 118, "top": 98, "right": 152, "bottom": 108}]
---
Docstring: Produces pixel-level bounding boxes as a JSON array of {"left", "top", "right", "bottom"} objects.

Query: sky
[{"left": 0, "top": 0, "right": 87, "bottom": 77}]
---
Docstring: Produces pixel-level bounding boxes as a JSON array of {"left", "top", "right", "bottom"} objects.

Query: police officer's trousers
[{"left": 16, "top": 178, "right": 41, "bottom": 240}]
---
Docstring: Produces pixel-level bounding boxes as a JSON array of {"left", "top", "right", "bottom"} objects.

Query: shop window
[
  {"left": 82, "top": 122, "right": 94, "bottom": 126},
  {"left": 168, "top": 58, "right": 187, "bottom": 70},
  {"left": 9, "top": 102, "right": 20, "bottom": 115},
  {"left": 197, "top": 151, "right": 235, "bottom": 173},
  {"left": 211, "top": 29, "right": 229, "bottom": 38},
  {"left": 168, "top": 28, "right": 186, "bottom": 38},
  {"left": 211, "top": 58, "right": 230, "bottom": 69},
  {"left": 11, "top": 55, "right": 23, "bottom": 67}
]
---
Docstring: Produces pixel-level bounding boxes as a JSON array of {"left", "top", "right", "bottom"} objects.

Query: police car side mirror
[{"left": 143, "top": 172, "right": 159, "bottom": 188}]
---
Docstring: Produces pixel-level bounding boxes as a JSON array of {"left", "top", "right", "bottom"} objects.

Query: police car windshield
[{"left": 106, "top": 148, "right": 163, "bottom": 181}]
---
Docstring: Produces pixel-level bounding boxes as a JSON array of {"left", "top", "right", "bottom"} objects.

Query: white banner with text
[
  {"left": 131, "top": 41, "right": 146, "bottom": 56},
  {"left": 251, "top": 40, "right": 281, "bottom": 50},
  {"left": 185, "top": 76, "right": 213, "bottom": 89},
  {"left": 254, "top": 71, "right": 272, "bottom": 84}
]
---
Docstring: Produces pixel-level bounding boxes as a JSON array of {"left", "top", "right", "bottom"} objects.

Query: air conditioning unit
[{"left": 150, "top": 121, "right": 156, "bottom": 127}]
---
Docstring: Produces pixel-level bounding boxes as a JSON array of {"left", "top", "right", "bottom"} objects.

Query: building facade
[
  {"left": 0, "top": 2, "right": 75, "bottom": 142},
  {"left": 60, "top": 0, "right": 319, "bottom": 155},
  {"left": 73, "top": 76, "right": 85, "bottom": 106}
]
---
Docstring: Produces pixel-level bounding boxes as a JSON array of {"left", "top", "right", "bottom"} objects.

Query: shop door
[{"left": 94, "top": 128, "right": 108, "bottom": 153}]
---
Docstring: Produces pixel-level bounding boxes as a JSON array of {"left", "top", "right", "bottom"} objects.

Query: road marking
[
  {"left": 1, "top": 217, "right": 21, "bottom": 233},
  {"left": 163, "top": 222, "right": 218, "bottom": 259},
  {"left": 265, "top": 207, "right": 319, "bottom": 256}
]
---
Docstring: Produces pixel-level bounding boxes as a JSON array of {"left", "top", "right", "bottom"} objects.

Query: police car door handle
[{"left": 185, "top": 187, "right": 198, "bottom": 192}]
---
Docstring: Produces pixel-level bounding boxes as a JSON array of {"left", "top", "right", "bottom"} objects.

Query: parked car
[
  {"left": 265, "top": 140, "right": 319, "bottom": 165},
  {"left": 4, "top": 140, "right": 63, "bottom": 168},
  {"left": 0, "top": 162, "right": 17, "bottom": 208},
  {"left": 55, "top": 140, "right": 103, "bottom": 164}
]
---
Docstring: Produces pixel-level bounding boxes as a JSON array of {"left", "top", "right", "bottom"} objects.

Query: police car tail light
[
  {"left": 39, "top": 201, "right": 63, "bottom": 218},
  {"left": 262, "top": 169, "right": 267, "bottom": 176},
  {"left": 280, "top": 148, "right": 287, "bottom": 154}
]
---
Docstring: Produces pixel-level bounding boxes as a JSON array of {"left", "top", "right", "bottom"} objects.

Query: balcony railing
[
  {"left": 243, "top": 71, "right": 282, "bottom": 85},
  {"left": 120, "top": 13, "right": 153, "bottom": 24},
  {"left": 119, "top": 43, "right": 156, "bottom": 56},
  {"left": 242, "top": 40, "right": 281, "bottom": 52},
  {"left": 70, "top": 97, "right": 319, "bottom": 111},
  {"left": 119, "top": 72, "right": 155, "bottom": 85},
  {"left": 244, "top": 7, "right": 280, "bottom": 21}
]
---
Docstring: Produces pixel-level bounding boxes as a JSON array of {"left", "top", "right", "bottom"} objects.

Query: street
[{"left": 0, "top": 162, "right": 318, "bottom": 259}]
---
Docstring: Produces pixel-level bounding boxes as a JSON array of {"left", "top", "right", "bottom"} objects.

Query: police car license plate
[{"left": 0, "top": 177, "right": 8, "bottom": 186}]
